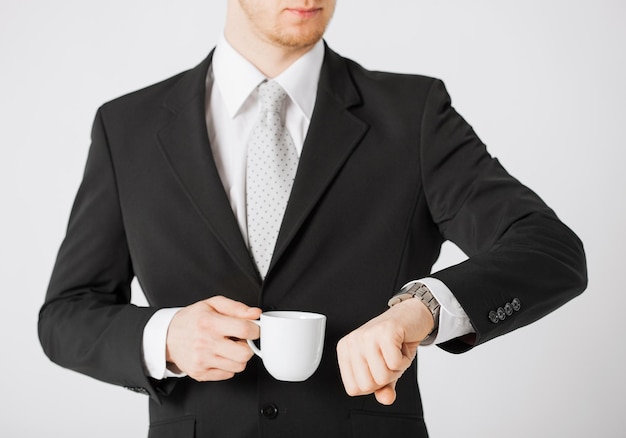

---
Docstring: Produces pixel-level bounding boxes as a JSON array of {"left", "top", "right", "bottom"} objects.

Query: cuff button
[
  {"left": 497, "top": 307, "right": 506, "bottom": 321},
  {"left": 511, "top": 298, "right": 521, "bottom": 312},
  {"left": 504, "top": 303, "right": 514, "bottom": 316},
  {"left": 488, "top": 310, "right": 500, "bottom": 324}
]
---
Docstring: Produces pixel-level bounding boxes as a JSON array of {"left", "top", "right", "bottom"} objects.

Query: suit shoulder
[{"left": 329, "top": 52, "right": 448, "bottom": 111}]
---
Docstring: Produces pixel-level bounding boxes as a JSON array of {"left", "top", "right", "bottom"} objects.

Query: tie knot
[{"left": 258, "top": 80, "right": 288, "bottom": 114}]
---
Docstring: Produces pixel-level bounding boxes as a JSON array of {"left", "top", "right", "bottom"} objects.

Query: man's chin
[{"left": 271, "top": 29, "right": 325, "bottom": 50}]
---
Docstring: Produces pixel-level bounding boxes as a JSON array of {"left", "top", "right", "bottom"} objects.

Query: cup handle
[{"left": 246, "top": 320, "right": 262, "bottom": 358}]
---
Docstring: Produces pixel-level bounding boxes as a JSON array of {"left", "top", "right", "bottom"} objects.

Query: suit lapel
[
  {"left": 156, "top": 53, "right": 260, "bottom": 284},
  {"left": 269, "top": 47, "right": 369, "bottom": 275},
  {"left": 154, "top": 47, "right": 368, "bottom": 285}
]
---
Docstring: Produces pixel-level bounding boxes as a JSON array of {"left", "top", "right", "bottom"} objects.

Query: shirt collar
[{"left": 212, "top": 34, "right": 325, "bottom": 120}]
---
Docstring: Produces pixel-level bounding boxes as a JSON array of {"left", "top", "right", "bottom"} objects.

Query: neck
[
  {"left": 223, "top": 3, "right": 319, "bottom": 78},
  {"left": 224, "top": 28, "right": 314, "bottom": 78}
]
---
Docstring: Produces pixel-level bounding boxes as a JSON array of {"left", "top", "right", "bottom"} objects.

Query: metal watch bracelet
[{"left": 387, "top": 282, "right": 440, "bottom": 344}]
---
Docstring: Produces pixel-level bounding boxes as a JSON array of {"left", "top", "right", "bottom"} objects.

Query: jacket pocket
[
  {"left": 149, "top": 415, "right": 195, "bottom": 438},
  {"left": 350, "top": 411, "right": 428, "bottom": 438}
]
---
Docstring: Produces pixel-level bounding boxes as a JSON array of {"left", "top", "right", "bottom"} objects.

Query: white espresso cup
[{"left": 247, "top": 311, "right": 326, "bottom": 382}]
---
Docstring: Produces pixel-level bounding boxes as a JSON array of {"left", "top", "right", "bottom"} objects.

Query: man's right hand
[{"left": 165, "top": 295, "right": 262, "bottom": 381}]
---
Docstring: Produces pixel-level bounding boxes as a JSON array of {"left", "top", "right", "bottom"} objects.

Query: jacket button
[
  {"left": 488, "top": 311, "right": 499, "bottom": 324},
  {"left": 261, "top": 404, "right": 279, "bottom": 419}
]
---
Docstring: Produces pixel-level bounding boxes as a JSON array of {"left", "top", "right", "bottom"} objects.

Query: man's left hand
[{"left": 336, "top": 298, "right": 434, "bottom": 405}]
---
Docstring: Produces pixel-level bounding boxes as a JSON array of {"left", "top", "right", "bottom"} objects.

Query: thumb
[
  {"left": 374, "top": 381, "right": 397, "bottom": 406},
  {"left": 205, "top": 296, "right": 262, "bottom": 319}
]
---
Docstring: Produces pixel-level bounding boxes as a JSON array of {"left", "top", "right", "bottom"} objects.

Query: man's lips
[{"left": 285, "top": 8, "right": 322, "bottom": 19}]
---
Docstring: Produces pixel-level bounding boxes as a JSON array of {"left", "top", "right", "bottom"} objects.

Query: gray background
[{"left": 1, "top": 0, "right": 624, "bottom": 436}]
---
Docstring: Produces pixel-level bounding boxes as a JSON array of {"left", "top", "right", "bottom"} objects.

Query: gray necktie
[{"left": 246, "top": 80, "right": 298, "bottom": 277}]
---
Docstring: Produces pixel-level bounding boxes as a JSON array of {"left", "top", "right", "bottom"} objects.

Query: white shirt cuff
[
  {"left": 142, "top": 307, "right": 187, "bottom": 379},
  {"left": 403, "top": 278, "right": 475, "bottom": 345}
]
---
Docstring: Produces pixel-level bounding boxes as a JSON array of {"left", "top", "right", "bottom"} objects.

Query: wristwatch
[{"left": 388, "top": 282, "right": 440, "bottom": 344}]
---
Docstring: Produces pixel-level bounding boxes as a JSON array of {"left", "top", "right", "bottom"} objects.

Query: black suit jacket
[{"left": 39, "top": 45, "right": 587, "bottom": 437}]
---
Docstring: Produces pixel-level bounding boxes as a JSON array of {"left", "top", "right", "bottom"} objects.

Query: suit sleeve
[
  {"left": 38, "top": 108, "right": 163, "bottom": 399},
  {"left": 419, "top": 80, "right": 587, "bottom": 353}
]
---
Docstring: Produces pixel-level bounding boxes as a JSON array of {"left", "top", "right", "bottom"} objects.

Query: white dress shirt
[{"left": 142, "top": 35, "right": 474, "bottom": 379}]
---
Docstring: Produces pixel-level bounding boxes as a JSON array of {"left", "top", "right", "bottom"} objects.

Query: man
[{"left": 39, "top": 1, "right": 587, "bottom": 437}]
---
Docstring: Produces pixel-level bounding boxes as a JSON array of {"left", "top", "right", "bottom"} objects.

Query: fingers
[
  {"left": 374, "top": 382, "right": 397, "bottom": 406},
  {"left": 196, "top": 306, "right": 260, "bottom": 342},
  {"left": 379, "top": 334, "right": 408, "bottom": 371},
  {"left": 189, "top": 340, "right": 254, "bottom": 381},
  {"left": 202, "top": 296, "right": 262, "bottom": 340},
  {"left": 337, "top": 304, "right": 425, "bottom": 405},
  {"left": 337, "top": 336, "right": 403, "bottom": 399},
  {"left": 205, "top": 295, "right": 262, "bottom": 321},
  {"left": 218, "top": 337, "right": 255, "bottom": 364},
  {"left": 166, "top": 296, "right": 262, "bottom": 382}
]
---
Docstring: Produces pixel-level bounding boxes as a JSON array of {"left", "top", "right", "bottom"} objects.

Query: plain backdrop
[{"left": 1, "top": 1, "right": 624, "bottom": 436}]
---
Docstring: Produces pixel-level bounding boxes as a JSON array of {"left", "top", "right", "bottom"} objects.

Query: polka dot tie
[{"left": 246, "top": 80, "right": 298, "bottom": 277}]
